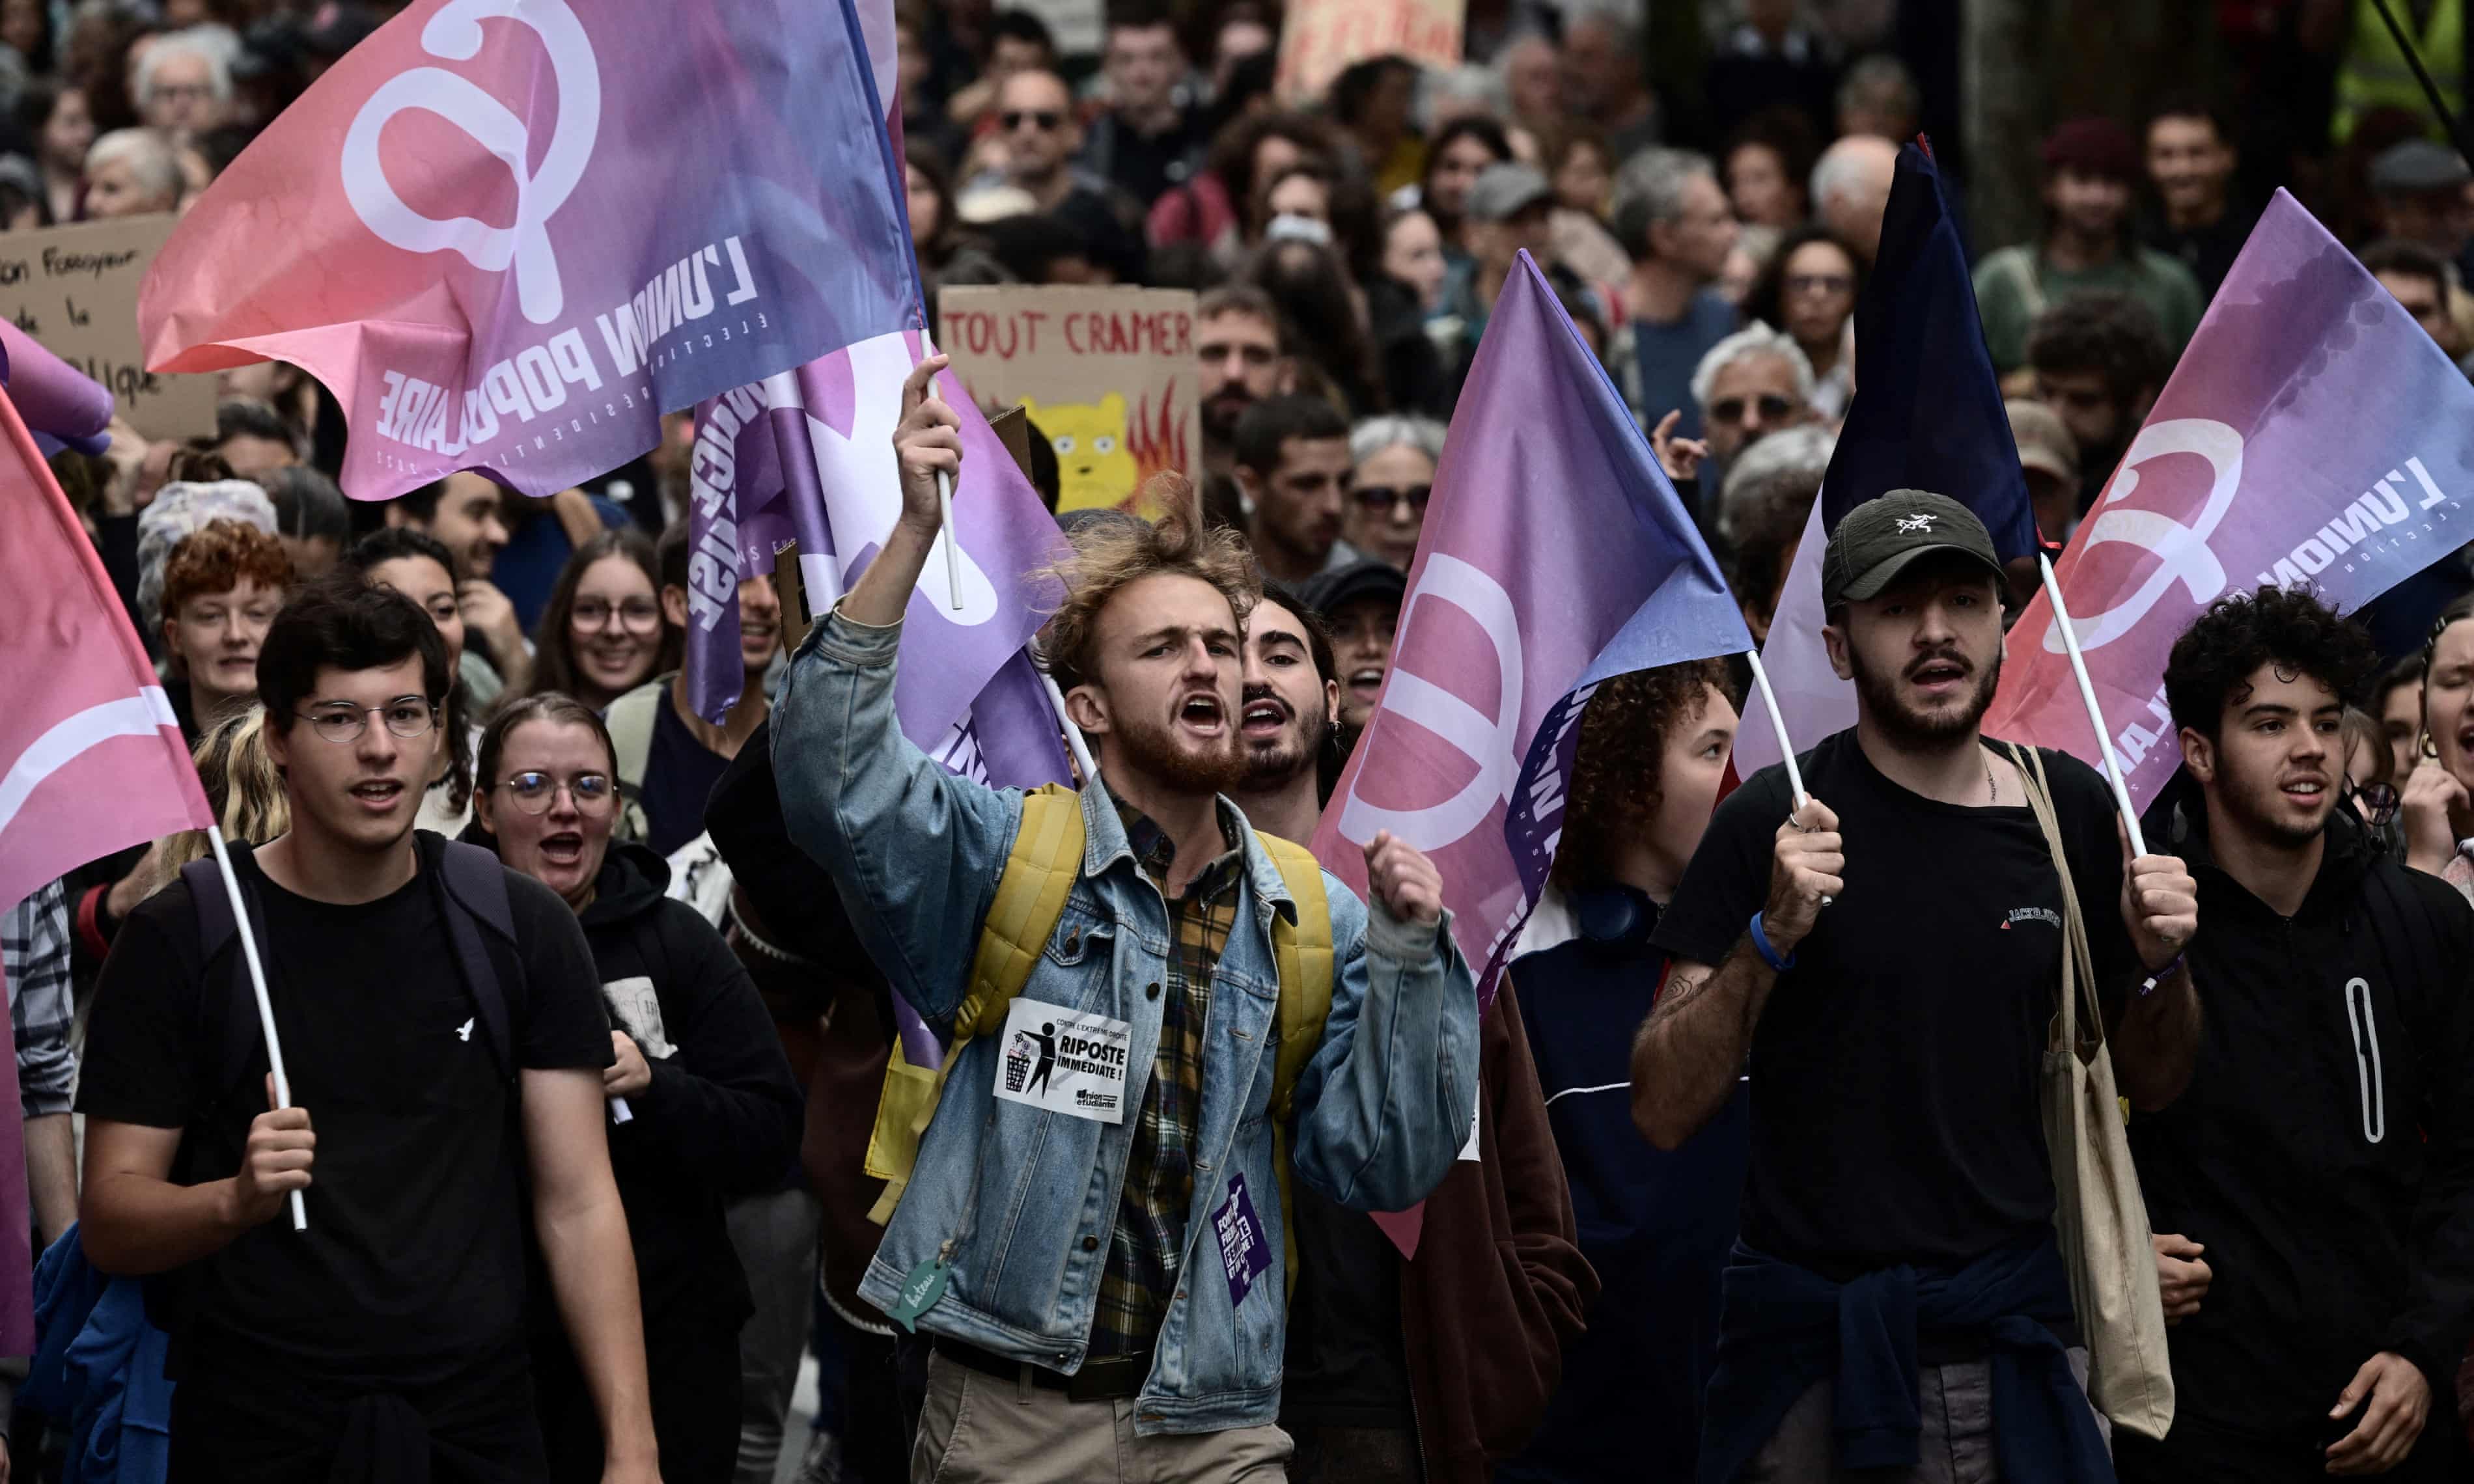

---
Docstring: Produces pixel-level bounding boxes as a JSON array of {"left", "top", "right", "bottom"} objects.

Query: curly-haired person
[
  {"left": 158, "top": 517, "right": 294, "bottom": 743},
  {"left": 769, "top": 358, "right": 1477, "bottom": 1483},
  {"left": 1499, "top": 659, "right": 1745, "bottom": 1484},
  {"left": 2119, "top": 584, "right": 2474, "bottom": 1484}
]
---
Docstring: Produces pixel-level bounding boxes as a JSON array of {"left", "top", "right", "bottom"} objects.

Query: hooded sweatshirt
[
  {"left": 2129, "top": 792, "right": 2474, "bottom": 1445},
  {"left": 566, "top": 844, "right": 805, "bottom": 1328}
]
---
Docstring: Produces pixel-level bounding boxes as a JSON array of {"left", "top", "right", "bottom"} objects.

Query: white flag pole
[
  {"left": 1743, "top": 650, "right": 1809, "bottom": 812},
  {"left": 916, "top": 330, "right": 964, "bottom": 611},
  {"left": 1040, "top": 667, "right": 1099, "bottom": 784},
  {"left": 2038, "top": 553, "right": 2150, "bottom": 858},
  {"left": 202, "top": 825, "right": 307, "bottom": 1232}
]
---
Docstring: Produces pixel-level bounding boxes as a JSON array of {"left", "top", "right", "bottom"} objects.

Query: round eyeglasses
[{"left": 495, "top": 771, "right": 618, "bottom": 816}]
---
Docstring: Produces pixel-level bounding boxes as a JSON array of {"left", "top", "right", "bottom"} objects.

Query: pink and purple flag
[
  {"left": 138, "top": 0, "right": 917, "bottom": 502},
  {"left": 1986, "top": 191, "right": 2474, "bottom": 806},
  {"left": 0, "top": 378, "right": 214, "bottom": 1353},
  {"left": 1736, "top": 140, "right": 2039, "bottom": 777},
  {"left": 1309, "top": 253, "right": 1746, "bottom": 1252}
]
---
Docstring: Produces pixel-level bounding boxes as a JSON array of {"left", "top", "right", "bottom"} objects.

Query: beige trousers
[{"left": 910, "top": 1351, "right": 1295, "bottom": 1484}]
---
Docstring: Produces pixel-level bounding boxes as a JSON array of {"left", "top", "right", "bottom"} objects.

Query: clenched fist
[
  {"left": 223, "top": 1074, "right": 313, "bottom": 1230},
  {"left": 893, "top": 354, "right": 963, "bottom": 537},
  {"left": 1363, "top": 830, "right": 1443, "bottom": 925},
  {"left": 1762, "top": 797, "right": 1842, "bottom": 958}
]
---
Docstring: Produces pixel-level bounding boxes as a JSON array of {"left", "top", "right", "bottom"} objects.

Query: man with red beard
[
  {"left": 771, "top": 359, "right": 1476, "bottom": 1483},
  {"left": 2117, "top": 589, "right": 2474, "bottom": 1483},
  {"left": 1635, "top": 491, "right": 2203, "bottom": 1481}
]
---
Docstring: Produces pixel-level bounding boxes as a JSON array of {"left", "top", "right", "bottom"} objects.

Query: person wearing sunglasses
[
  {"left": 1684, "top": 322, "right": 1817, "bottom": 516},
  {"left": 2120, "top": 587, "right": 2474, "bottom": 1483},
  {"left": 1342, "top": 414, "right": 1444, "bottom": 572},
  {"left": 969, "top": 68, "right": 1148, "bottom": 282},
  {"left": 473, "top": 693, "right": 801, "bottom": 1484},
  {"left": 78, "top": 577, "right": 661, "bottom": 1481}
]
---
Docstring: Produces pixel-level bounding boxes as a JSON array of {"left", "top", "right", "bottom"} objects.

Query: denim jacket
[{"left": 773, "top": 609, "right": 1479, "bottom": 1435}]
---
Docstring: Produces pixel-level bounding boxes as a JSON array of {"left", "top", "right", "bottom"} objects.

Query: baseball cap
[
  {"left": 1820, "top": 490, "right": 2006, "bottom": 611},
  {"left": 1463, "top": 163, "right": 1554, "bottom": 224},
  {"left": 2004, "top": 399, "right": 2079, "bottom": 487},
  {"left": 2370, "top": 138, "right": 2472, "bottom": 195},
  {"left": 1301, "top": 558, "right": 1407, "bottom": 621}
]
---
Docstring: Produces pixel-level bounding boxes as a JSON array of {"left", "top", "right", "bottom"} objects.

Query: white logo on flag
[
  {"left": 341, "top": 0, "right": 602, "bottom": 325},
  {"left": 2040, "top": 418, "right": 2243, "bottom": 655},
  {"left": 1336, "top": 555, "right": 1522, "bottom": 853}
]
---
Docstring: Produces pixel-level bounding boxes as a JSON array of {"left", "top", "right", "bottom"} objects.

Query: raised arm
[
  {"left": 768, "top": 353, "right": 1021, "bottom": 1023},
  {"left": 1631, "top": 796, "right": 1839, "bottom": 1150}
]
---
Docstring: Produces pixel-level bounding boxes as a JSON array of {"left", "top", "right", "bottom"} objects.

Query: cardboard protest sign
[
  {"left": 1275, "top": 0, "right": 1463, "bottom": 105},
  {"left": 937, "top": 286, "right": 1198, "bottom": 517},
  {"left": 0, "top": 215, "right": 214, "bottom": 439}
]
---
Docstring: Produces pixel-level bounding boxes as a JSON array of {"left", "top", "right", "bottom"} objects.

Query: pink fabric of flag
[
  {"left": 1986, "top": 192, "right": 2474, "bottom": 807},
  {"left": 139, "top": 0, "right": 917, "bottom": 502},
  {"left": 0, "top": 385, "right": 210, "bottom": 1353}
]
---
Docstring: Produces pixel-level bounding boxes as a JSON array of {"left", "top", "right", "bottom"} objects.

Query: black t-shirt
[
  {"left": 642, "top": 691, "right": 731, "bottom": 858},
  {"left": 77, "top": 838, "right": 615, "bottom": 1379},
  {"left": 1650, "top": 730, "right": 2135, "bottom": 1280}
]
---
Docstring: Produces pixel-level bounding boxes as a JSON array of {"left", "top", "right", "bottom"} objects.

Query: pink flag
[
  {"left": 139, "top": 0, "right": 919, "bottom": 503},
  {"left": 0, "top": 383, "right": 208, "bottom": 1353}
]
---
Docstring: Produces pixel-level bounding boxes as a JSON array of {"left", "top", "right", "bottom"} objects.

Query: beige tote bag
[{"left": 2006, "top": 742, "right": 2176, "bottom": 1441}]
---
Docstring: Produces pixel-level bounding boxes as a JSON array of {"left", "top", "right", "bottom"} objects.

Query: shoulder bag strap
[{"left": 2006, "top": 743, "right": 2100, "bottom": 1053}]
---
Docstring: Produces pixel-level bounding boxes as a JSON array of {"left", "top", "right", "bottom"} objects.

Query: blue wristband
[{"left": 1748, "top": 909, "right": 1796, "bottom": 972}]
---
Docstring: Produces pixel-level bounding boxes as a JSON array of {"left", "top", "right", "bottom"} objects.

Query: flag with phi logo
[
  {"left": 1985, "top": 191, "right": 2474, "bottom": 808},
  {"left": 138, "top": 0, "right": 918, "bottom": 504}
]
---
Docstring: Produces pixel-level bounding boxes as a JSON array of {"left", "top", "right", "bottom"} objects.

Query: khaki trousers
[
  {"left": 911, "top": 1351, "right": 1294, "bottom": 1484},
  {"left": 1740, "top": 1347, "right": 2107, "bottom": 1484}
]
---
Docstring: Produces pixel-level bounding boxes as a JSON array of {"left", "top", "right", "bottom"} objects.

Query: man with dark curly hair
[{"left": 2119, "top": 586, "right": 2474, "bottom": 1484}]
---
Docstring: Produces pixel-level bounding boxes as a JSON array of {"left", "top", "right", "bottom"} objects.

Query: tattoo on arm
[{"left": 1632, "top": 944, "right": 1774, "bottom": 1148}]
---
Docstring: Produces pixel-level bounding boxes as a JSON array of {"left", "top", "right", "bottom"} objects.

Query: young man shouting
[
  {"left": 2117, "top": 588, "right": 2474, "bottom": 1483},
  {"left": 1634, "top": 491, "right": 2202, "bottom": 1480},
  {"left": 79, "top": 577, "right": 658, "bottom": 1483},
  {"left": 771, "top": 359, "right": 1477, "bottom": 1482}
]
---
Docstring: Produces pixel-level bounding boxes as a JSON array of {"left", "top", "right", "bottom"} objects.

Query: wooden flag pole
[{"left": 202, "top": 825, "right": 307, "bottom": 1232}]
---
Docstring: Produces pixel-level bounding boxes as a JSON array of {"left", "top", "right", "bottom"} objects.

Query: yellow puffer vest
[{"left": 860, "top": 785, "right": 1335, "bottom": 1297}]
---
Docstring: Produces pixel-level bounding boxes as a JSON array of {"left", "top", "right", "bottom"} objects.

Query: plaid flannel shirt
[
  {"left": 2, "top": 879, "right": 75, "bottom": 1118},
  {"left": 1090, "top": 801, "right": 1244, "bottom": 1357}
]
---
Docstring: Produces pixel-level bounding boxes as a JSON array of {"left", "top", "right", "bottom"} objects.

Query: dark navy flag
[{"left": 1738, "top": 140, "right": 2037, "bottom": 773}]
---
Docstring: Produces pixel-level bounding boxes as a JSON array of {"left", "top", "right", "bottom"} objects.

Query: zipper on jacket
[{"left": 2343, "top": 975, "right": 2386, "bottom": 1144}]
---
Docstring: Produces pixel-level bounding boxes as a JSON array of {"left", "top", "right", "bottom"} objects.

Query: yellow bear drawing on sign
[{"left": 1025, "top": 393, "right": 1139, "bottom": 512}]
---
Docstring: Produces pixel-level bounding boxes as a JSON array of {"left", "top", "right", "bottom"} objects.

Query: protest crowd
[{"left": 9, "top": 0, "right": 2474, "bottom": 1482}]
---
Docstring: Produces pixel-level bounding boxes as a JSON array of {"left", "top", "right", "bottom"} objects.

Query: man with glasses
[
  {"left": 77, "top": 575, "right": 660, "bottom": 1482},
  {"left": 1687, "top": 323, "right": 1818, "bottom": 524},
  {"left": 2121, "top": 587, "right": 2474, "bottom": 1483},
  {"left": 1234, "top": 394, "right": 1357, "bottom": 584}
]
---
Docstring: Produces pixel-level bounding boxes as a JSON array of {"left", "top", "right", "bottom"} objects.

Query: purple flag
[
  {"left": 1311, "top": 253, "right": 1748, "bottom": 1008},
  {"left": 1988, "top": 191, "right": 2474, "bottom": 804},
  {"left": 1308, "top": 253, "right": 1747, "bottom": 1257}
]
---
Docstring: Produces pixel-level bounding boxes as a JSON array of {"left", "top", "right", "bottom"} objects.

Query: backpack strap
[
  {"left": 604, "top": 678, "right": 667, "bottom": 844},
  {"left": 1250, "top": 831, "right": 1335, "bottom": 1303},
  {"left": 430, "top": 839, "right": 520, "bottom": 1082},
  {"left": 179, "top": 857, "right": 261, "bottom": 1115},
  {"left": 862, "top": 785, "right": 1087, "bottom": 1221}
]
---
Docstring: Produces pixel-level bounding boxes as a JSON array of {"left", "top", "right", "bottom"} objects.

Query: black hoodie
[
  {"left": 2129, "top": 789, "right": 2474, "bottom": 1446},
  {"left": 567, "top": 843, "right": 803, "bottom": 1328}
]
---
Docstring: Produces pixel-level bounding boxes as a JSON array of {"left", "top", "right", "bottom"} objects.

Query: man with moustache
[
  {"left": 1634, "top": 493, "right": 2203, "bottom": 1480},
  {"left": 1197, "top": 286, "right": 1295, "bottom": 525},
  {"left": 2116, "top": 589, "right": 2474, "bottom": 1484},
  {"left": 770, "top": 361, "right": 1476, "bottom": 1482}
]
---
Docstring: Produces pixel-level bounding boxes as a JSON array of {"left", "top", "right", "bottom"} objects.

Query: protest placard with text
[
  {"left": 0, "top": 214, "right": 214, "bottom": 440},
  {"left": 1275, "top": 0, "right": 1463, "bottom": 105},
  {"left": 937, "top": 285, "right": 1199, "bottom": 517}
]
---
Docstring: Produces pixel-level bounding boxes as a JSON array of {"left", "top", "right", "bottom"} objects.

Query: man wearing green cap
[{"left": 1631, "top": 491, "right": 2203, "bottom": 1481}]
